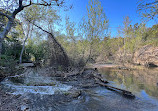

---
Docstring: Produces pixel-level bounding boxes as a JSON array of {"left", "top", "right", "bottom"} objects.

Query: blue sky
[{"left": 58, "top": 0, "right": 157, "bottom": 37}]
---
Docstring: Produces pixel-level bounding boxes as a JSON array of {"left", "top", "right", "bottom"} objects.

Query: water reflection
[{"left": 98, "top": 68, "right": 158, "bottom": 99}]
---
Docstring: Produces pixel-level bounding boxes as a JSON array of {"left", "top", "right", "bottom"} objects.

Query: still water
[{"left": 98, "top": 67, "right": 158, "bottom": 107}]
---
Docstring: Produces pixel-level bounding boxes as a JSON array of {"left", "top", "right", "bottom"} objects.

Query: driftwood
[
  {"left": 93, "top": 73, "right": 109, "bottom": 84},
  {"left": 92, "top": 68, "right": 135, "bottom": 98},
  {"left": 64, "top": 72, "right": 79, "bottom": 78},
  {"left": 96, "top": 81, "right": 135, "bottom": 99},
  {"left": 65, "top": 66, "right": 88, "bottom": 78}
]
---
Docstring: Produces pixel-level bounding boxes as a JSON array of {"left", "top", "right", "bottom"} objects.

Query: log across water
[
  {"left": 90, "top": 67, "right": 135, "bottom": 99},
  {"left": 95, "top": 81, "right": 135, "bottom": 99}
]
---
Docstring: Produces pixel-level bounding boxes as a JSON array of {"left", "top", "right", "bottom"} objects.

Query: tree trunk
[
  {"left": 0, "top": 38, "right": 2, "bottom": 57},
  {"left": 19, "top": 23, "right": 30, "bottom": 63},
  {"left": 19, "top": 44, "right": 24, "bottom": 63},
  {"left": 0, "top": 0, "right": 30, "bottom": 58},
  {"left": 0, "top": 19, "right": 14, "bottom": 57},
  {"left": 19, "top": 34, "right": 29, "bottom": 63}
]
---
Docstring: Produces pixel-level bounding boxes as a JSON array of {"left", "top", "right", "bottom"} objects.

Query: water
[
  {"left": 98, "top": 67, "right": 158, "bottom": 110},
  {"left": 0, "top": 70, "right": 72, "bottom": 95},
  {"left": 1, "top": 67, "right": 158, "bottom": 111}
]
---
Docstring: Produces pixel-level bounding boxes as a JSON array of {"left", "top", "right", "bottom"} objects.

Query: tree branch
[
  {"left": 146, "top": 1, "right": 158, "bottom": 6},
  {"left": 0, "top": 12, "right": 12, "bottom": 20},
  {"left": 23, "top": 3, "right": 52, "bottom": 7},
  {"left": 21, "top": 0, "right": 64, "bottom": 9},
  {"left": 27, "top": 19, "right": 51, "bottom": 35},
  {"left": 12, "top": 6, "right": 24, "bottom": 18},
  {"left": 19, "top": 0, "right": 23, "bottom": 7},
  {"left": 140, "top": 1, "right": 158, "bottom": 7}
]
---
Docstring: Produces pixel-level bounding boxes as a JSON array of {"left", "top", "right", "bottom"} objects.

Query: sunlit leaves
[
  {"left": 137, "top": 0, "right": 158, "bottom": 21},
  {"left": 86, "top": 0, "right": 109, "bottom": 41}
]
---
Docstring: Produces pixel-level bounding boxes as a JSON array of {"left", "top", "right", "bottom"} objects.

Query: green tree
[
  {"left": 65, "top": 16, "right": 78, "bottom": 60},
  {"left": 16, "top": 3, "right": 61, "bottom": 63},
  {"left": 81, "top": 0, "right": 109, "bottom": 62},
  {"left": 0, "top": 0, "right": 66, "bottom": 57}
]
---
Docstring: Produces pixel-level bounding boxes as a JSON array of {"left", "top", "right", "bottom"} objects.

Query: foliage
[
  {"left": 25, "top": 38, "right": 49, "bottom": 63},
  {"left": 137, "top": 0, "right": 158, "bottom": 21},
  {"left": 0, "top": 9, "right": 8, "bottom": 32},
  {"left": 79, "top": 0, "right": 109, "bottom": 62}
]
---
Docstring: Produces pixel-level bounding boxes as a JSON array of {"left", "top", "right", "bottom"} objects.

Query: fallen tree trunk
[
  {"left": 96, "top": 81, "right": 135, "bottom": 99},
  {"left": 93, "top": 73, "right": 109, "bottom": 84}
]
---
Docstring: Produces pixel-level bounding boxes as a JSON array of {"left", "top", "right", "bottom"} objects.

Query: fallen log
[
  {"left": 64, "top": 68, "right": 83, "bottom": 79},
  {"left": 96, "top": 81, "right": 135, "bottom": 99},
  {"left": 65, "top": 66, "right": 88, "bottom": 78},
  {"left": 93, "top": 74, "right": 109, "bottom": 84}
]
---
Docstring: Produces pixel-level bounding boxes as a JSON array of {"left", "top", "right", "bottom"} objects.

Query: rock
[
  {"left": 70, "top": 90, "right": 81, "bottom": 98},
  {"left": 64, "top": 89, "right": 81, "bottom": 98},
  {"left": 133, "top": 45, "right": 158, "bottom": 67}
]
